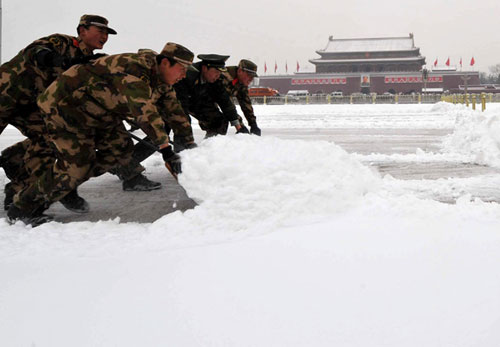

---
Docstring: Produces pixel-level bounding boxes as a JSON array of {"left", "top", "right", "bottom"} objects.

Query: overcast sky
[{"left": 2, "top": 0, "right": 499, "bottom": 75}]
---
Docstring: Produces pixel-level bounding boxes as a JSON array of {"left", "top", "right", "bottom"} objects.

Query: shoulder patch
[
  {"left": 72, "top": 38, "right": 79, "bottom": 48},
  {"left": 49, "top": 36, "right": 63, "bottom": 48}
]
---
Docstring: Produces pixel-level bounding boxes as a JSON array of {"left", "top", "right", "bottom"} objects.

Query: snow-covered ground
[{"left": 1, "top": 103, "right": 500, "bottom": 346}]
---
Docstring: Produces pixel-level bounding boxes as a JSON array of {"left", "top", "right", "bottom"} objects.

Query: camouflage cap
[
  {"left": 79, "top": 14, "right": 117, "bottom": 35},
  {"left": 161, "top": 42, "right": 197, "bottom": 71},
  {"left": 238, "top": 59, "right": 258, "bottom": 77},
  {"left": 197, "top": 54, "right": 230, "bottom": 72}
]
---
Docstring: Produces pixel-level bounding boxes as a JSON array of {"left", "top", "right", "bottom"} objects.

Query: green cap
[
  {"left": 79, "top": 14, "right": 117, "bottom": 35},
  {"left": 161, "top": 42, "right": 197, "bottom": 72},
  {"left": 197, "top": 54, "right": 230, "bottom": 71},
  {"left": 238, "top": 59, "right": 258, "bottom": 77}
]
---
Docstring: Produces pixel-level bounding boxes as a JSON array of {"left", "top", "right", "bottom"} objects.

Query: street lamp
[{"left": 422, "top": 67, "right": 428, "bottom": 94}]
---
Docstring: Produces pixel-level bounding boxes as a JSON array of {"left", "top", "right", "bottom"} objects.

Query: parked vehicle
[
  {"left": 287, "top": 90, "right": 310, "bottom": 98},
  {"left": 249, "top": 87, "right": 280, "bottom": 97}
]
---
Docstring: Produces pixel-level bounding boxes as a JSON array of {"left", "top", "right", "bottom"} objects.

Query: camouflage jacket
[
  {"left": 0, "top": 34, "right": 94, "bottom": 105},
  {"left": 221, "top": 66, "right": 256, "bottom": 125},
  {"left": 174, "top": 62, "right": 239, "bottom": 124},
  {"left": 38, "top": 50, "right": 192, "bottom": 147}
]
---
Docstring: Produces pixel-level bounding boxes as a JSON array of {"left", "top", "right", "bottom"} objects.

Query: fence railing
[
  {"left": 440, "top": 93, "right": 500, "bottom": 111},
  {"left": 248, "top": 93, "right": 500, "bottom": 108}
]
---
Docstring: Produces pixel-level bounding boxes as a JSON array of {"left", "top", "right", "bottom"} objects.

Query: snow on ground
[
  {"left": 254, "top": 103, "right": 460, "bottom": 129},
  {"left": 1, "top": 103, "right": 500, "bottom": 346},
  {"left": 442, "top": 102, "right": 500, "bottom": 168}
]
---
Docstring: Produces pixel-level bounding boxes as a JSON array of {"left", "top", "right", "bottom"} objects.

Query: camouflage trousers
[
  {"left": 13, "top": 105, "right": 142, "bottom": 212},
  {"left": 0, "top": 99, "right": 57, "bottom": 193}
]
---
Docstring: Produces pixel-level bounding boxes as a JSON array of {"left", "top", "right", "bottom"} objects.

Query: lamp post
[
  {"left": 461, "top": 73, "right": 470, "bottom": 95},
  {"left": 422, "top": 67, "right": 428, "bottom": 94}
]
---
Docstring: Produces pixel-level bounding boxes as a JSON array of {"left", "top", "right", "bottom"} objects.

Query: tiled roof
[{"left": 319, "top": 35, "right": 416, "bottom": 53}]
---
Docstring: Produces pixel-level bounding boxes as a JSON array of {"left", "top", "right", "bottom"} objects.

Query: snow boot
[
  {"left": 60, "top": 189, "right": 90, "bottom": 213},
  {"left": 7, "top": 204, "right": 53, "bottom": 227},
  {"left": 122, "top": 173, "right": 161, "bottom": 191},
  {"left": 4, "top": 182, "right": 14, "bottom": 211}
]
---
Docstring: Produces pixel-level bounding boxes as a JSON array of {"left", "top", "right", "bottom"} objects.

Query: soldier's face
[
  {"left": 237, "top": 68, "right": 254, "bottom": 87},
  {"left": 202, "top": 66, "right": 221, "bottom": 83},
  {"left": 159, "top": 59, "right": 187, "bottom": 85},
  {"left": 80, "top": 26, "right": 109, "bottom": 50}
]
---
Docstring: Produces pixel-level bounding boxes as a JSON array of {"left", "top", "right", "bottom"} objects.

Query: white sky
[{"left": 2, "top": 0, "right": 500, "bottom": 74}]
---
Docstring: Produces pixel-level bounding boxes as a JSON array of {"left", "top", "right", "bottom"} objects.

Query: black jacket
[{"left": 174, "top": 62, "right": 239, "bottom": 122}]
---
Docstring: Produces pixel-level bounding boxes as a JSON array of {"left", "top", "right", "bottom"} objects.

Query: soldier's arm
[
  {"left": 27, "top": 35, "right": 100, "bottom": 69},
  {"left": 173, "top": 79, "right": 192, "bottom": 116},
  {"left": 118, "top": 74, "right": 170, "bottom": 148},
  {"left": 235, "top": 85, "right": 257, "bottom": 125},
  {"left": 211, "top": 81, "right": 240, "bottom": 126},
  {"left": 24, "top": 35, "right": 72, "bottom": 68},
  {"left": 159, "top": 88, "right": 195, "bottom": 145}
]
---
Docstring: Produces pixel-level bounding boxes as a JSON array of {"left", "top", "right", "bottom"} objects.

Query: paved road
[{"left": 1, "top": 127, "right": 499, "bottom": 223}]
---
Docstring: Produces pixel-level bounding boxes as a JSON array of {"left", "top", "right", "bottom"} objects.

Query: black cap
[{"left": 197, "top": 54, "right": 230, "bottom": 71}]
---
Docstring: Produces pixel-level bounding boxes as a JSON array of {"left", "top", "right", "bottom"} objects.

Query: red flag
[
  {"left": 470, "top": 57, "right": 475, "bottom": 66},
  {"left": 296, "top": 61, "right": 300, "bottom": 72},
  {"left": 433, "top": 58, "right": 438, "bottom": 67},
  {"left": 264, "top": 62, "right": 267, "bottom": 74},
  {"left": 285, "top": 61, "right": 288, "bottom": 73},
  {"left": 445, "top": 57, "right": 450, "bottom": 66},
  {"left": 459, "top": 57, "right": 462, "bottom": 67},
  {"left": 274, "top": 61, "right": 277, "bottom": 73}
]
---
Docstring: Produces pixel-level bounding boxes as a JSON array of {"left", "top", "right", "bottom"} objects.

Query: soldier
[
  {"left": 7, "top": 42, "right": 195, "bottom": 226},
  {"left": 0, "top": 14, "right": 116, "bottom": 212},
  {"left": 110, "top": 89, "right": 196, "bottom": 189},
  {"left": 174, "top": 54, "right": 249, "bottom": 138},
  {"left": 221, "top": 59, "right": 261, "bottom": 136}
]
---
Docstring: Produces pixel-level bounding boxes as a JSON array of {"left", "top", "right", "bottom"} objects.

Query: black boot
[
  {"left": 122, "top": 173, "right": 161, "bottom": 191},
  {"left": 60, "top": 189, "right": 90, "bottom": 213},
  {"left": 4, "top": 182, "right": 14, "bottom": 211},
  {"left": 7, "top": 204, "right": 53, "bottom": 227}
]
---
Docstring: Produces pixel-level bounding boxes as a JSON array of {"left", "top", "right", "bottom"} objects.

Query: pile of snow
[
  {"left": 1, "top": 136, "right": 380, "bottom": 256},
  {"left": 442, "top": 103, "right": 500, "bottom": 168}
]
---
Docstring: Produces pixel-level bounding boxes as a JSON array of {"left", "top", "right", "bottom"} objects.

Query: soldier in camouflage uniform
[
  {"left": 174, "top": 54, "right": 249, "bottom": 138},
  {"left": 0, "top": 14, "right": 116, "bottom": 212},
  {"left": 221, "top": 59, "right": 261, "bottom": 136},
  {"left": 7, "top": 42, "right": 195, "bottom": 226},
  {"left": 110, "top": 87, "right": 196, "bottom": 189}
]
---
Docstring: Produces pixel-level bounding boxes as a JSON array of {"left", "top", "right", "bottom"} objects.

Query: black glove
[
  {"left": 236, "top": 124, "right": 250, "bottom": 134},
  {"left": 35, "top": 49, "right": 68, "bottom": 68},
  {"left": 249, "top": 122, "right": 261, "bottom": 136},
  {"left": 35, "top": 51, "right": 106, "bottom": 69},
  {"left": 69, "top": 53, "right": 107, "bottom": 66},
  {"left": 160, "top": 146, "right": 182, "bottom": 174}
]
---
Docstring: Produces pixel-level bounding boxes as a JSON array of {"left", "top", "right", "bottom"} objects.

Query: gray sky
[{"left": 2, "top": 0, "right": 500, "bottom": 75}]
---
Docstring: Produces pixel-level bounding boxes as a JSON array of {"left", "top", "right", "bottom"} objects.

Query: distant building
[
  {"left": 257, "top": 34, "right": 480, "bottom": 95},
  {"left": 311, "top": 34, "right": 425, "bottom": 74}
]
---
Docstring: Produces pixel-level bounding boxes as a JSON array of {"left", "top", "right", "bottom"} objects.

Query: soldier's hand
[
  {"left": 161, "top": 146, "right": 182, "bottom": 174},
  {"left": 249, "top": 122, "right": 261, "bottom": 136},
  {"left": 236, "top": 124, "right": 250, "bottom": 134}
]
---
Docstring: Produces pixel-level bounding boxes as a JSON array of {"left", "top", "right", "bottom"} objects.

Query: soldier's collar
[{"left": 76, "top": 37, "right": 94, "bottom": 55}]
